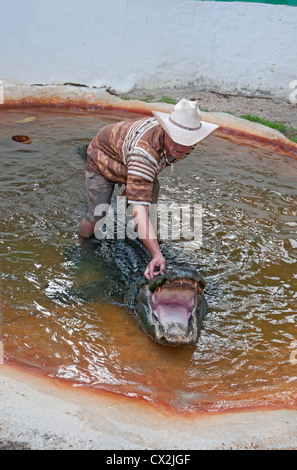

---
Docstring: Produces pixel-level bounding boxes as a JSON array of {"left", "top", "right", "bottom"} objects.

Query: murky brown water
[{"left": 1, "top": 108, "right": 297, "bottom": 412}]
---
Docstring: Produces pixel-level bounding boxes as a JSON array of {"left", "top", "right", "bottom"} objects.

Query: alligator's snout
[
  {"left": 128, "top": 269, "right": 207, "bottom": 346},
  {"left": 151, "top": 280, "right": 201, "bottom": 339}
]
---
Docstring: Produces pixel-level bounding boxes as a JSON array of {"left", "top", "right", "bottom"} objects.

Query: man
[{"left": 79, "top": 98, "right": 218, "bottom": 279}]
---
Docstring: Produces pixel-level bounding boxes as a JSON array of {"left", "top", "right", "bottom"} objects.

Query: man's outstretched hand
[{"left": 144, "top": 253, "right": 165, "bottom": 280}]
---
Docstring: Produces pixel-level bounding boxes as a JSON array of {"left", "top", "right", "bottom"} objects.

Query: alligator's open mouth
[{"left": 146, "top": 278, "right": 204, "bottom": 345}]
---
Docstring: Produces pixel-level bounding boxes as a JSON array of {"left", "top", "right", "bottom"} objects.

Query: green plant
[
  {"left": 157, "top": 95, "right": 178, "bottom": 105},
  {"left": 239, "top": 114, "right": 287, "bottom": 132},
  {"left": 239, "top": 114, "right": 297, "bottom": 144}
]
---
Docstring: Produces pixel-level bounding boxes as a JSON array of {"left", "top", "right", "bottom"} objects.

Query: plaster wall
[{"left": 0, "top": 0, "right": 297, "bottom": 98}]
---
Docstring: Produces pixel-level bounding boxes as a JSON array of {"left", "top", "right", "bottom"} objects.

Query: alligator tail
[{"left": 75, "top": 144, "right": 88, "bottom": 160}]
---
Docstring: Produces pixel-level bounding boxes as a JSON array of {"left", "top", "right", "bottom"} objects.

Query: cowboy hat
[{"left": 152, "top": 98, "right": 219, "bottom": 146}]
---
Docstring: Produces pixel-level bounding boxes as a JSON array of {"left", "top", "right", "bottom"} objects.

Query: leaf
[{"left": 16, "top": 117, "right": 37, "bottom": 123}]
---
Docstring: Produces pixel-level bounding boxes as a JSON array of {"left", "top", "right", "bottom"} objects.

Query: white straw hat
[{"left": 152, "top": 98, "right": 219, "bottom": 146}]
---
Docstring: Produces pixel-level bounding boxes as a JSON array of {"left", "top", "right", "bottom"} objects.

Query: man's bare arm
[{"left": 132, "top": 204, "right": 165, "bottom": 279}]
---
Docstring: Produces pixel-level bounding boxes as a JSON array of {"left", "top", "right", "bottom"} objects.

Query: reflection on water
[{"left": 0, "top": 108, "right": 297, "bottom": 412}]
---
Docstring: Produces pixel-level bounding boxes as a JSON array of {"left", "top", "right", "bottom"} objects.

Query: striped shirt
[{"left": 87, "top": 117, "right": 187, "bottom": 205}]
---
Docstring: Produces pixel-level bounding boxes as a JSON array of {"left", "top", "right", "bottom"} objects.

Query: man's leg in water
[
  {"left": 79, "top": 218, "right": 96, "bottom": 238},
  {"left": 79, "top": 170, "right": 114, "bottom": 238}
]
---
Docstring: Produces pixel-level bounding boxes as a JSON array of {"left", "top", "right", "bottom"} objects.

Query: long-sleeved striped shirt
[{"left": 87, "top": 117, "right": 185, "bottom": 205}]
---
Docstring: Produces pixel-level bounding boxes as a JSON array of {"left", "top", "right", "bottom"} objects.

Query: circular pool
[{"left": 1, "top": 107, "right": 297, "bottom": 413}]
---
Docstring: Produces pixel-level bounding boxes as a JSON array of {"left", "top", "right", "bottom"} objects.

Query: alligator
[
  {"left": 47, "top": 146, "right": 208, "bottom": 346},
  {"left": 126, "top": 267, "right": 207, "bottom": 346},
  {"left": 48, "top": 234, "right": 208, "bottom": 347}
]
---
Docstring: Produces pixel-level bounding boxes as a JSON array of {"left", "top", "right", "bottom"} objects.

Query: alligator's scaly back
[{"left": 47, "top": 235, "right": 208, "bottom": 346}]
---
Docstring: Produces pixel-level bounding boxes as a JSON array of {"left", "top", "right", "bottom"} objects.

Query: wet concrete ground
[{"left": 1, "top": 364, "right": 297, "bottom": 450}]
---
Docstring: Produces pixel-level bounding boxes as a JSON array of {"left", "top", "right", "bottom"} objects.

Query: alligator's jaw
[
  {"left": 152, "top": 281, "right": 196, "bottom": 335},
  {"left": 143, "top": 279, "right": 204, "bottom": 346}
]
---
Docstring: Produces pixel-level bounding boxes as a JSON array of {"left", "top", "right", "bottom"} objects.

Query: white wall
[{"left": 1, "top": 0, "right": 297, "bottom": 98}]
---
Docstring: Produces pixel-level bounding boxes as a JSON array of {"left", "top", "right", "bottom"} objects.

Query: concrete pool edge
[
  {"left": 2, "top": 84, "right": 297, "bottom": 157},
  {"left": 1, "top": 363, "right": 297, "bottom": 450}
]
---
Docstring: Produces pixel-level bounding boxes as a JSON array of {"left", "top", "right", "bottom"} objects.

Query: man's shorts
[
  {"left": 84, "top": 170, "right": 160, "bottom": 224},
  {"left": 84, "top": 170, "right": 115, "bottom": 223}
]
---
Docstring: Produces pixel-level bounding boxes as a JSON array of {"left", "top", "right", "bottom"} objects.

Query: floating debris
[
  {"left": 16, "top": 117, "right": 36, "bottom": 123},
  {"left": 12, "top": 135, "right": 32, "bottom": 144}
]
